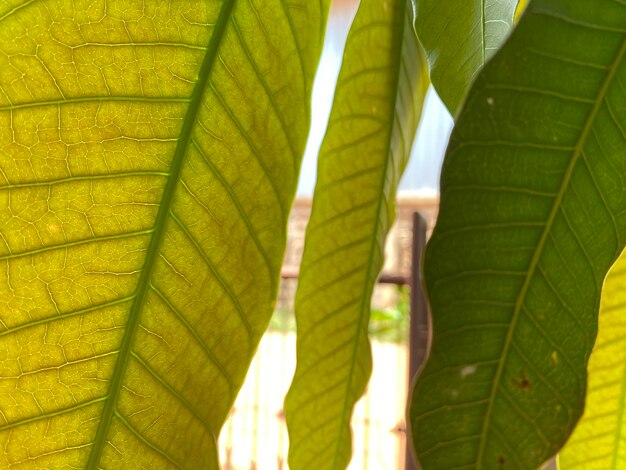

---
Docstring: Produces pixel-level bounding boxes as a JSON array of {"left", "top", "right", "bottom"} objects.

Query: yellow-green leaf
[
  {"left": 0, "top": 1, "right": 328, "bottom": 468},
  {"left": 284, "top": 0, "right": 428, "bottom": 469},
  {"left": 515, "top": 0, "right": 530, "bottom": 20},
  {"left": 559, "top": 252, "right": 626, "bottom": 469}
]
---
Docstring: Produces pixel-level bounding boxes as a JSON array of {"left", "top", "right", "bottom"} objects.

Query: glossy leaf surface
[
  {"left": 410, "top": 1, "right": 626, "bottom": 468},
  {"left": 559, "top": 252, "right": 626, "bottom": 469},
  {"left": 0, "top": 0, "right": 328, "bottom": 468},
  {"left": 414, "top": 0, "right": 517, "bottom": 115},
  {"left": 284, "top": 0, "right": 428, "bottom": 468}
]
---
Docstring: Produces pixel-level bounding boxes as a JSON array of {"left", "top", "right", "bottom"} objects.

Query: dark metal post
[{"left": 406, "top": 212, "right": 428, "bottom": 470}]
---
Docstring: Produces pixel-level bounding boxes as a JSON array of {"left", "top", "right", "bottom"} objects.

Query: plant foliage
[
  {"left": 410, "top": 0, "right": 626, "bottom": 468},
  {"left": 2, "top": 0, "right": 626, "bottom": 469},
  {"left": 284, "top": 0, "right": 427, "bottom": 467},
  {"left": 0, "top": 0, "right": 327, "bottom": 467},
  {"left": 413, "top": 0, "right": 518, "bottom": 116},
  {"left": 560, "top": 252, "right": 626, "bottom": 469}
]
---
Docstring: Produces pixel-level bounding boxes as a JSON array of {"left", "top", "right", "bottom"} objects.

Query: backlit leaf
[
  {"left": 409, "top": 1, "right": 626, "bottom": 468},
  {"left": 515, "top": 0, "right": 529, "bottom": 21},
  {"left": 559, "top": 252, "right": 626, "bottom": 469},
  {"left": 0, "top": 0, "right": 328, "bottom": 468},
  {"left": 284, "top": 0, "right": 428, "bottom": 468}
]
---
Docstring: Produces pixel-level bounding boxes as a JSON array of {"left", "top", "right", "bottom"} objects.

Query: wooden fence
[
  {"left": 219, "top": 332, "right": 410, "bottom": 470},
  {"left": 219, "top": 213, "right": 430, "bottom": 470}
]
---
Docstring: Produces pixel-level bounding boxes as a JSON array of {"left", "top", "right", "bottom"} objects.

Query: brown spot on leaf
[
  {"left": 512, "top": 371, "right": 531, "bottom": 390},
  {"left": 498, "top": 456, "right": 506, "bottom": 468}
]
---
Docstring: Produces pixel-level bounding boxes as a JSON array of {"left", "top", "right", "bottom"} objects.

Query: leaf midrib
[
  {"left": 475, "top": 17, "right": 626, "bottom": 468},
  {"left": 86, "top": 1, "right": 237, "bottom": 467}
]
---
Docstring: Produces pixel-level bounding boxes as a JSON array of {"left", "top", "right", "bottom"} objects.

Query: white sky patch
[{"left": 297, "top": 3, "right": 453, "bottom": 196}]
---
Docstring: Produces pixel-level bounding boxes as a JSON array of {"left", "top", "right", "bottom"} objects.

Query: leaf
[
  {"left": 0, "top": 0, "right": 328, "bottom": 468},
  {"left": 559, "top": 252, "right": 626, "bottom": 469},
  {"left": 413, "top": 0, "right": 518, "bottom": 115},
  {"left": 515, "top": 0, "right": 530, "bottom": 21},
  {"left": 284, "top": 0, "right": 428, "bottom": 468},
  {"left": 409, "top": 1, "right": 626, "bottom": 469}
]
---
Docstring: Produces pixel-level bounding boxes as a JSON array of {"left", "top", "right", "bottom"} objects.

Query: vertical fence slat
[{"left": 406, "top": 212, "right": 429, "bottom": 470}]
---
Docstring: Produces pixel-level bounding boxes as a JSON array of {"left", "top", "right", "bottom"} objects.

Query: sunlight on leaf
[
  {"left": 559, "top": 251, "right": 626, "bottom": 469},
  {"left": 284, "top": 0, "right": 428, "bottom": 468},
  {"left": 0, "top": 0, "right": 328, "bottom": 468},
  {"left": 515, "top": 0, "right": 529, "bottom": 21}
]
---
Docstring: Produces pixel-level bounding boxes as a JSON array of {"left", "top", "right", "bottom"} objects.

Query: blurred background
[{"left": 219, "top": 0, "right": 453, "bottom": 468}]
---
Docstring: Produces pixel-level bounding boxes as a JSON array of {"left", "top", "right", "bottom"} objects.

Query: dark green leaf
[
  {"left": 410, "top": 1, "right": 626, "bottom": 468},
  {"left": 413, "top": 0, "right": 518, "bottom": 115}
]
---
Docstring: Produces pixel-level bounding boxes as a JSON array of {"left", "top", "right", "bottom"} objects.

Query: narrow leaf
[
  {"left": 414, "top": 0, "right": 518, "bottom": 115},
  {"left": 559, "top": 252, "right": 626, "bottom": 469},
  {"left": 410, "top": 1, "right": 626, "bottom": 469},
  {"left": 0, "top": 0, "right": 328, "bottom": 468},
  {"left": 284, "top": 0, "right": 428, "bottom": 469}
]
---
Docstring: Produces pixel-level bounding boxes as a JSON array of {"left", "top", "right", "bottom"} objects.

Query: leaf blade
[
  {"left": 413, "top": 0, "right": 518, "bottom": 115},
  {"left": 409, "top": 1, "right": 626, "bottom": 468},
  {"left": 0, "top": 0, "right": 329, "bottom": 468},
  {"left": 559, "top": 254, "right": 626, "bottom": 469},
  {"left": 284, "top": 0, "right": 428, "bottom": 468}
]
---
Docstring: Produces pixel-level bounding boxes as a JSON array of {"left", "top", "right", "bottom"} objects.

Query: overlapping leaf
[
  {"left": 0, "top": 0, "right": 328, "bottom": 468},
  {"left": 413, "top": 0, "right": 518, "bottom": 115},
  {"left": 410, "top": 0, "right": 626, "bottom": 468},
  {"left": 559, "top": 252, "right": 626, "bottom": 469},
  {"left": 515, "top": 0, "right": 529, "bottom": 20},
  {"left": 284, "top": 0, "right": 428, "bottom": 468}
]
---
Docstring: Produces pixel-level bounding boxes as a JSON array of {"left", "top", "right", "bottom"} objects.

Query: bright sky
[{"left": 296, "top": 2, "right": 454, "bottom": 197}]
